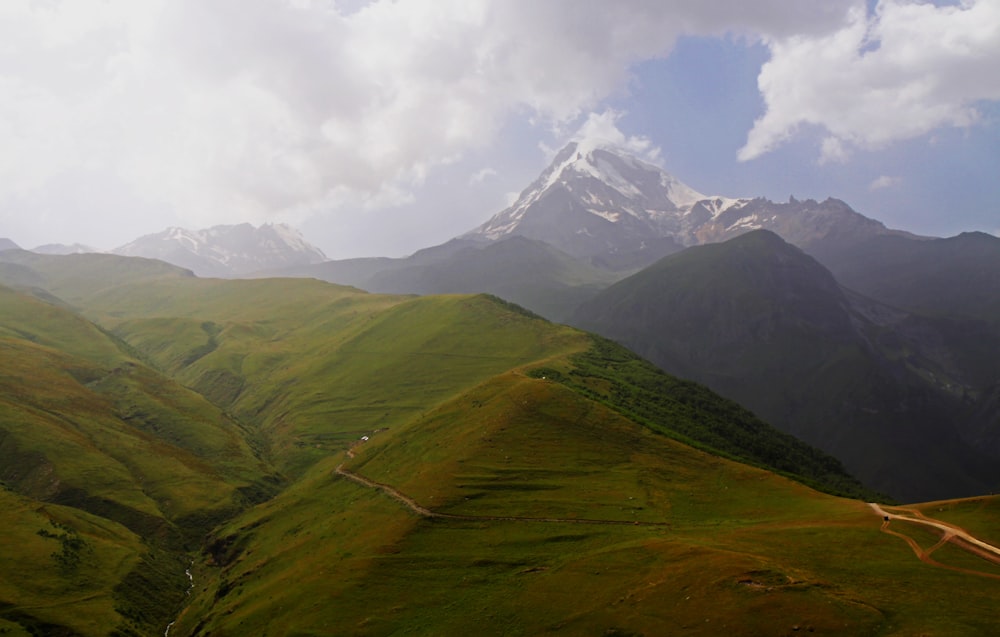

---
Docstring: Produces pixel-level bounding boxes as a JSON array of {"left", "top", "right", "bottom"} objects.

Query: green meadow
[{"left": 1, "top": 253, "right": 999, "bottom": 635}]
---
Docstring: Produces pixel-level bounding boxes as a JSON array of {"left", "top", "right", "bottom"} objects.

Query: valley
[
  {"left": 4, "top": 2, "right": 999, "bottom": 635},
  {"left": 1, "top": 143, "right": 998, "bottom": 636},
  {"left": 1, "top": 250, "right": 999, "bottom": 635}
]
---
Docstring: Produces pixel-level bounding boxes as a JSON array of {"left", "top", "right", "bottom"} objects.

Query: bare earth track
[{"left": 869, "top": 502, "right": 1000, "bottom": 580}]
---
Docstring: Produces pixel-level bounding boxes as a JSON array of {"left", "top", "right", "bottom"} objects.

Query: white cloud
[
  {"left": 740, "top": 0, "right": 1000, "bottom": 161},
  {"left": 869, "top": 175, "right": 902, "bottom": 191},
  {"left": 1, "top": 0, "right": 860, "bottom": 246},
  {"left": 469, "top": 167, "right": 498, "bottom": 185},
  {"left": 819, "top": 137, "right": 850, "bottom": 164},
  {"left": 572, "top": 109, "right": 663, "bottom": 163}
]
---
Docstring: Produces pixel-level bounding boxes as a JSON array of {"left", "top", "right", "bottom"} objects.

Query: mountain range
[
  {"left": 1, "top": 223, "right": 329, "bottom": 278},
  {"left": 463, "top": 140, "right": 911, "bottom": 264},
  {"left": 3, "top": 138, "right": 1000, "bottom": 634},
  {"left": 112, "top": 222, "right": 327, "bottom": 277},
  {"left": 247, "top": 142, "right": 1000, "bottom": 503},
  {"left": 572, "top": 229, "right": 1000, "bottom": 501},
  {"left": 257, "top": 142, "right": 922, "bottom": 320},
  {"left": 3, "top": 250, "right": 1000, "bottom": 636},
  {"left": 6, "top": 141, "right": 998, "bottom": 503}
]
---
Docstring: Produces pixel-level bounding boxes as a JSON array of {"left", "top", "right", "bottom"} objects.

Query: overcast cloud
[
  {"left": 741, "top": 0, "right": 1000, "bottom": 162},
  {"left": 0, "top": 0, "right": 996, "bottom": 252}
]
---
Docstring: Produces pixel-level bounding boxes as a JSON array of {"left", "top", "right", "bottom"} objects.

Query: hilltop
[{"left": 1, "top": 252, "right": 1000, "bottom": 635}]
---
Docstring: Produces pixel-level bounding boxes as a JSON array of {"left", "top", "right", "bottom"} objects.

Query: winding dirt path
[{"left": 869, "top": 502, "right": 1000, "bottom": 580}]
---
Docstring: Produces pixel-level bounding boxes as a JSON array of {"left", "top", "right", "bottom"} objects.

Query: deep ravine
[{"left": 164, "top": 561, "right": 195, "bottom": 637}]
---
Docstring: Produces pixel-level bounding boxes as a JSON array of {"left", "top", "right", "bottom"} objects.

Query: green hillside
[
  {"left": 0, "top": 250, "right": 194, "bottom": 305},
  {"left": 571, "top": 230, "right": 1000, "bottom": 502},
  {"left": 2, "top": 255, "right": 1000, "bottom": 635},
  {"left": 0, "top": 285, "right": 272, "bottom": 635}
]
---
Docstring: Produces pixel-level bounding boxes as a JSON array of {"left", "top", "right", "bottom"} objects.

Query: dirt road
[{"left": 869, "top": 502, "right": 1000, "bottom": 579}]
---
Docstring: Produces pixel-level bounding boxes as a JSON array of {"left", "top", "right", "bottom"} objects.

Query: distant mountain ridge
[
  {"left": 113, "top": 222, "right": 327, "bottom": 277},
  {"left": 571, "top": 230, "right": 1000, "bottom": 501},
  {"left": 31, "top": 243, "right": 98, "bottom": 255},
  {"left": 464, "top": 141, "right": 910, "bottom": 266},
  {"left": 816, "top": 231, "right": 1000, "bottom": 322}
]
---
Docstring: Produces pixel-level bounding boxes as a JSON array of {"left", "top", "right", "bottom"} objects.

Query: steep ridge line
[
  {"left": 334, "top": 463, "right": 669, "bottom": 528},
  {"left": 869, "top": 502, "right": 1000, "bottom": 580}
]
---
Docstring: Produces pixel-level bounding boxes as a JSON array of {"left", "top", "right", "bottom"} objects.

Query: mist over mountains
[
  {"left": 3, "top": 139, "right": 1000, "bottom": 636},
  {"left": 5, "top": 140, "right": 999, "bottom": 503},
  {"left": 2, "top": 223, "right": 329, "bottom": 279}
]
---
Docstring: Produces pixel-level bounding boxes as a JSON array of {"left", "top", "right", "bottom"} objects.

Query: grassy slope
[
  {"left": 176, "top": 362, "right": 1000, "bottom": 636},
  {"left": 0, "top": 250, "right": 194, "bottom": 306},
  {"left": 85, "top": 279, "right": 587, "bottom": 476},
  {"left": 79, "top": 275, "right": 989, "bottom": 635},
  {"left": 0, "top": 286, "right": 271, "bottom": 635},
  {"left": 4, "top": 262, "right": 1000, "bottom": 635},
  {"left": 0, "top": 486, "right": 142, "bottom": 636}
]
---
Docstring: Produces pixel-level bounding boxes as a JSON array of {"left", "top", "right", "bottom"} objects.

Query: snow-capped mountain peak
[
  {"left": 465, "top": 141, "right": 716, "bottom": 255},
  {"left": 114, "top": 222, "right": 327, "bottom": 277},
  {"left": 545, "top": 141, "right": 706, "bottom": 207},
  {"left": 464, "top": 142, "right": 899, "bottom": 262}
]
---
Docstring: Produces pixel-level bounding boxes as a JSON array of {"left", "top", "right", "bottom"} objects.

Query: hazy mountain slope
[
  {"left": 31, "top": 243, "right": 98, "bottom": 255},
  {"left": 0, "top": 238, "right": 20, "bottom": 251},
  {"left": 571, "top": 230, "right": 1000, "bottom": 501},
  {"left": 246, "top": 236, "right": 613, "bottom": 321},
  {"left": 817, "top": 232, "right": 1000, "bottom": 456},
  {"left": 113, "top": 222, "right": 327, "bottom": 277},
  {"left": 250, "top": 254, "right": 401, "bottom": 288},
  {"left": 0, "top": 249, "right": 194, "bottom": 305},
  {"left": 0, "top": 285, "right": 273, "bottom": 635},
  {"left": 365, "top": 236, "right": 618, "bottom": 321},
  {"left": 247, "top": 238, "right": 488, "bottom": 287},
  {"left": 817, "top": 231, "right": 1000, "bottom": 322}
]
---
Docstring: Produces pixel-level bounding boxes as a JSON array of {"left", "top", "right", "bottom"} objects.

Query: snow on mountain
[
  {"left": 465, "top": 141, "right": 902, "bottom": 260},
  {"left": 114, "top": 223, "right": 327, "bottom": 277},
  {"left": 31, "top": 243, "right": 99, "bottom": 255},
  {"left": 466, "top": 141, "right": 731, "bottom": 258}
]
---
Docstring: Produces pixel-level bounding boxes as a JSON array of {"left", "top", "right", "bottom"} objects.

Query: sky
[{"left": 1, "top": 0, "right": 998, "bottom": 258}]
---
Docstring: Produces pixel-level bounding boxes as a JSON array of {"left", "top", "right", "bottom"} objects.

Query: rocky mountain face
[
  {"left": 113, "top": 223, "right": 327, "bottom": 277},
  {"left": 464, "top": 141, "right": 908, "bottom": 267},
  {"left": 465, "top": 141, "right": 703, "bottom": 264},
  {"left": 570, "top": 230, "right": 1000, "bottom": 501}
]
